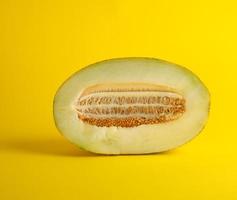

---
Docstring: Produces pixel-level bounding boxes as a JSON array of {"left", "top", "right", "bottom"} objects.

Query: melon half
[{"left": 53, "top": 57, "right": 210, "bottom": 154}]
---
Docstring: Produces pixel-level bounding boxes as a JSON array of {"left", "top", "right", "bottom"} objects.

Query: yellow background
[{"left": 1, "top": 0, "right": 237, "bottom": 199}]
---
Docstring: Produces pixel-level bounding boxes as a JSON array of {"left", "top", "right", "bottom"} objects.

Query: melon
[{"left": 53, "top": 57, "right": 210, "bottom": 154}]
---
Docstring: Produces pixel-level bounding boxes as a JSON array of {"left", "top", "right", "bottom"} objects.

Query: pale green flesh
[{"left": 53, "top": 57, "right": 210, "bottom": 154}]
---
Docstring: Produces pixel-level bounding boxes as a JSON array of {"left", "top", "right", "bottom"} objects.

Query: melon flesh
[{"left": 53, "top": 57, "right": 210, "bottom": 154}]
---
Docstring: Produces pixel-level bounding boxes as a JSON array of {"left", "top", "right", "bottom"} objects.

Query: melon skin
[{"left": 53, "top": 57, "right": 210, "bottom": 154}]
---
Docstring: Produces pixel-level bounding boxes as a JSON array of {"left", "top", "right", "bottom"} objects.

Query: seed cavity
[{"left": 75, "top": 83, "right": 185, "bottom": 128}]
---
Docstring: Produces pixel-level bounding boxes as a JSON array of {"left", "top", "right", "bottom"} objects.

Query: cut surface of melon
[{"left": 53, "top": 57, "right": 210, "bottom": 154}]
